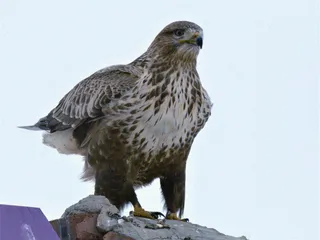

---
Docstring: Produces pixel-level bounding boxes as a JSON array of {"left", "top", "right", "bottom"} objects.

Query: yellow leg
[
  {"left": 166, "top": 212, "right": 189, "bottom": 222},
  {"left": 132, "top": 204, "right": 164, "bottom": 219}
]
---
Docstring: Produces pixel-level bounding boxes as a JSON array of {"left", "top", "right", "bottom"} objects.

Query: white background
[{"left": 0, "top": 1, "right": 318, "bottom": 239}]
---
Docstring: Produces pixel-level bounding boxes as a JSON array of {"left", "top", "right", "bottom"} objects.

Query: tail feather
[
  {"left": 18, "top": 125, "right": 42, "bottom": 131},
  {"left": 18, "top": 116, "right": 50, "bottom": 131}
]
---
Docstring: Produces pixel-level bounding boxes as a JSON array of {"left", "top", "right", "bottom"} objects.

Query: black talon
[{"left": 149, "top": 211, "right": 165, "bottom": 219}]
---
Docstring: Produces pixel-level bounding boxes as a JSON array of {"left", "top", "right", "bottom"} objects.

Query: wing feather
[{"left": 40, "top": 64, "right": 140, "bottom": 133}]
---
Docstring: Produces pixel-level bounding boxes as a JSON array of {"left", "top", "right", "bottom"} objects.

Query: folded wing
[{"left": 20, "top": 64, "right": 140, "bottom": 133}]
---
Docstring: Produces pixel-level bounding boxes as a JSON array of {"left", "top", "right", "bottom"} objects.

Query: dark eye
[{"left": 174, "top": 29, "right": 185, "bottom": 37}]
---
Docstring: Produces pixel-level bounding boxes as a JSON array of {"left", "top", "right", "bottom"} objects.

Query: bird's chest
[
  {"left": 128, "top": 75, "right": 205, "bottom": 156},
  {"left": 124, "top": 96, "right": 197, "bottom": 181},
  {"left": 139, "top": 99, "right": 196, "bottom": 152},
  {"left": 105, "top": 69, "right": 211, "bottom": 164}
]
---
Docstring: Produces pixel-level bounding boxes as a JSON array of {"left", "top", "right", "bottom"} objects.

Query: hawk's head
[{"left": 148, "top": 21, "right": 203, "bottom": 63}]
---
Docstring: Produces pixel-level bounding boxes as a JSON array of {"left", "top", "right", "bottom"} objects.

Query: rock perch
[{"left": 49, "top": 195, "right": 248, "bottom": 240}]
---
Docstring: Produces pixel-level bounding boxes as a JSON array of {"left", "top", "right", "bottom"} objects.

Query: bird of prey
[{"left": 19, "top": 20, "right": 213, "bottom": 221}]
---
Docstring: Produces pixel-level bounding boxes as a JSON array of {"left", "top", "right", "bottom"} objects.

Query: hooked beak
[{"left": 194, "top": 34, "right": 203, "bottom": 49}]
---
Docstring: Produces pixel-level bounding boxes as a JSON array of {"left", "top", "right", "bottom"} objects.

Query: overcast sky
[{"left": 0, "top": 1, "right": 318, "bottom": 240}]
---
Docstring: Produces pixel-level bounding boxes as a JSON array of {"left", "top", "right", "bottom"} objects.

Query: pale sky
[{"left": 0, "top": 1, "right": 318, "bottom": 240}]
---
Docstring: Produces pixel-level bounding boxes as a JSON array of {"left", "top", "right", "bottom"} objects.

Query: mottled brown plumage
[{"left": 19, "top": 21, "right": 213, "bottom": 220}]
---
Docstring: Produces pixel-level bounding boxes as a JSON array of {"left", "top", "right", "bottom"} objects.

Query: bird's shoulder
[{"left": 67, "top": 64, "right": 142, "bottom": 98}]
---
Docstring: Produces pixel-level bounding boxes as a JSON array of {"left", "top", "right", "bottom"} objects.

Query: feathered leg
[
  {"left": 94, "top": 162, "right": 163, "bottom": 219},
  {"left": 94, "top": 162, "right": 130, "bottom": 210},
  {"left": 160, "top": 169, "right": 189, "bottom": 222}
]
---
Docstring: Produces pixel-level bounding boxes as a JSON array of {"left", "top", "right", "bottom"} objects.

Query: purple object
[{"left": 0, "top": 204, "right": 60, "bottom": 240}]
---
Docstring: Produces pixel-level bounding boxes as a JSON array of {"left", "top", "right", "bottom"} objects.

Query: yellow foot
[
  {"left": 166, "top": 212, "right": 189, "bottom": 222},
  {"left": 131, "top": 205, "right": 164, "bottom": 220}
]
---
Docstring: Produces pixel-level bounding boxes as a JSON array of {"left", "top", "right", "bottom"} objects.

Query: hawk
[{"left": 19, "top": 21, "right": 213, "bottom": 221}]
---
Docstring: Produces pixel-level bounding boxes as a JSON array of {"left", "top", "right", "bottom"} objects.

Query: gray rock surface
[
  {"left": 61, "top": 195, "right": 119, "bottom": 218},
  {"left": 97, "top": 206, "right": 122, "bottom": 232},
  {"left": 108, "top": 217, "right": 248, "bottom": 240},
  {"left": 62, "top": 195, "right": 249, "bottom": 240}
]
